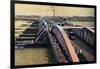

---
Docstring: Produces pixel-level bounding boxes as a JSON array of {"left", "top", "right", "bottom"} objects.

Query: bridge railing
[
  {"left": 51, "top": 25, "right": 79, "bottom": 62},
  {"left": 72, "top": 26, "right": 95, "bottom": 49},
  {"left": 34, "top": 19, "right": 48, "bottom": 43}
]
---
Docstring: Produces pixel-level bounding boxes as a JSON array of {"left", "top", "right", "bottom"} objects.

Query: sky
[{"left": 15, "top": 3, "right": 94, "bottom": 16}]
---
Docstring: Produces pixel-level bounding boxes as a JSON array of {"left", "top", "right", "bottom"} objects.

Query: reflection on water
[
  {"left": 69, "top": 22, "right": 94, "bottom": 27},
  {"left": 15, "top": 48, "right": 49, "bottom": 65},
  {"left": 15, "top": 21, "right": 32, "bottom": 37}
]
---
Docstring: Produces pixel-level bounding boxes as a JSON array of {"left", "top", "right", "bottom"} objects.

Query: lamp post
[{"left": 51, "top": 6, "right": 55, "bottom": 17}]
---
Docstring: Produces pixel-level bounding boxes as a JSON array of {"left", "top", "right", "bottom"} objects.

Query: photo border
[{"left": 10, "top": 0, "right": 97, "bottom": 68}]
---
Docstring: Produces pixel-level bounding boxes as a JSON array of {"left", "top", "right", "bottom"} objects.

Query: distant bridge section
[{"left": 62, "top": 26, "right": 95, "bottom": 49}]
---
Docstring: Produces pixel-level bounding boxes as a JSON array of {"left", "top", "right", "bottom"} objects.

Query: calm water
[
  {"left": 68, "top": 22, "right": 94, "bottom": 27},
  {"left": 15, "top": 21, "right": 32, "bottom": 37},
  {"left": 15, "top": 48, "right": 49, "bottom": 65}
]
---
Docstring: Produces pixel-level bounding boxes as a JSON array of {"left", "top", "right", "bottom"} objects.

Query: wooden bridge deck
[{"left": 70, "top": 37, "right": 95, "bottom": 62}]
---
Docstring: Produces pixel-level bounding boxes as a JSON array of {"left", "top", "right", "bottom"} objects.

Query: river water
[{"left": 69, "top": 22, "right": 94, "bottom": 27}]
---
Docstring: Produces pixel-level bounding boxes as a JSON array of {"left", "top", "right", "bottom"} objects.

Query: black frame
[{"left": 11, "top": 0, "right": 97, "bottom": 69}]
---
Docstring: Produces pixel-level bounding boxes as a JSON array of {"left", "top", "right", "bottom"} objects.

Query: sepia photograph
[{"left": 11, "top": 1, "right": 96, "bottom": 68}]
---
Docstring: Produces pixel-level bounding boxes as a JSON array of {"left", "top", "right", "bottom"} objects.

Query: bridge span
[
  {"left": 34, "top": 19, "right": 95, "bottom": 63},
  {"left": 15, "top": 19, "right": 95, "bottom": 65}
]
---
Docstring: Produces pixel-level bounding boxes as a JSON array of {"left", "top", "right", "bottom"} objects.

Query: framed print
[{"left": 11, "top": 0, "right": 96, "bottom": 68}]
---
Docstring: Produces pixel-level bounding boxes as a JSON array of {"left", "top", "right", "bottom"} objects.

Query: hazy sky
[{"left": 15, "top": 4, "right": 94, "bottom": 16}]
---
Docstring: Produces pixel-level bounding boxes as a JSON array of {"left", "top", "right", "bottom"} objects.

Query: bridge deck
[{"left": 70, "top": 36, "right": 95, "bottom": 62}]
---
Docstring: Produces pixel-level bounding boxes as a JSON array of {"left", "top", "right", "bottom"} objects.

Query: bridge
[{"left": 15, "top": 19, "right": 95, "bottom": 65}]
